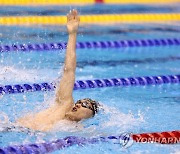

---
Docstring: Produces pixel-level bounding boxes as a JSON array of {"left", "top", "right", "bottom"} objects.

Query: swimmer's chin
[{"left": 65, "top": 112, "right": 81, "bottom": 122}]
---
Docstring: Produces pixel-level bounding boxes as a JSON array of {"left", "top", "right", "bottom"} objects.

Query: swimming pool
[{"left": 0, "top": 4, "right": 180, "bottom": 154}]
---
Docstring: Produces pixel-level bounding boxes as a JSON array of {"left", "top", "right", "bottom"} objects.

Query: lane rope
[
  {"left": 0, "top": 0, "right": 179, "bottom": 5},
  {"left": 0, "top": 74, "right": 179, "bottom": 95},
  {"left": 0, "top": 130, "right": 179, "bottom": 153},
  {"left": 132, "top": 130, "right": 180, "bottom": 144},
  {"left": 0, "top": 0, "right": 94, "bottom": 5},
  {"left": 1, "top": 13, "right": 180, "bottom": 25},
  {"left": 102, "top": 0, "right": 180, "bottom": 4},
  {"left": 0, "top": 38, "right": 180, "bottom": 52}
]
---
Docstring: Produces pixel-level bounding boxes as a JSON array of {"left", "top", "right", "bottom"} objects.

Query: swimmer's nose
[
  {"left": 75, "top": 104, "right": 81, "bottom": 108},
  {"left": 72, "top": 107, "right": 77, "bottom": 112}
]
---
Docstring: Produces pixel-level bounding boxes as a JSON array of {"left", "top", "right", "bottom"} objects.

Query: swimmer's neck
[{"left": 64, "top": 114, "right": 78, "bottom": 122}]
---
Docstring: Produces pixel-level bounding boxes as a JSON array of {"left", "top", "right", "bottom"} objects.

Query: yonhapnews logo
[{"left": 119, "top": 132, "right": 134, "bottom": 148}]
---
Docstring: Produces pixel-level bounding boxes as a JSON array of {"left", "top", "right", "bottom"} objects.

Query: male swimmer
[{"left": 14, "top": 10, "right": 99, "bottom": 132}]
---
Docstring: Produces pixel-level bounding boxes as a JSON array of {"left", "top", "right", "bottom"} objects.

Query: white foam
[
  {"left": 77, "top": 75, "right": 94, "bottom": 80},
  {"left": 100, "top": 104, "right": 145, "bottom": 131},
  {"left": 0, "top": 65, "right": 54, "bottom": 83},
  {"left": 0, "top": 112, "right": 11, "bottom": 131},
  {"left": 52, "top": 119, "right": 84, "bottom": 132},
  {"left": 0, "top": 112, "right": 9, "bottom": 124},
  {"left": 171, "top": 149, "right": 180, "bottom": 154},
  {"left": 49, "top": 102, "right": 144, "bottom": 136}
]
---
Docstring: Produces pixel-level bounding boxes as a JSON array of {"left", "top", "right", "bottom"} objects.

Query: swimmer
[{"left": 14, "top": 9, "right": 99, "bottom": 132}]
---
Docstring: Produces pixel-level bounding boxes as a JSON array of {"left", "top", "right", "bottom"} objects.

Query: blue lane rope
[
  {"left": 0, "top": 135, "right": 129, "bottom": 154},
  {"left": 0, "top": 38, "right": 180, "bottom": 52},
  {"left": 0, "top": 74, "right": 179, "bottom": 95}
]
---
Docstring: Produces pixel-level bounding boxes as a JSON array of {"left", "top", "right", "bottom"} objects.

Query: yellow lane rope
[
  {"left": 0, "top": 14, "right": 180, "bottom": 25},
  {"left": 0, "top": 0, "right": 179, "bottom": 5},
  {"left": 1, "top": 0, "right": 94, "bottom": 5},
  {"left": 104, "top": 0, "right": 180, "bottom": 4}
]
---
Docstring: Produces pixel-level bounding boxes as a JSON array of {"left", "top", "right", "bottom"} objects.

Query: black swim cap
[{"left": 83, "top": 98, "right": 99, "bottom": 116}]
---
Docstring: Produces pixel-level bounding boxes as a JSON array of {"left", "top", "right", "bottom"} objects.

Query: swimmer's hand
[{"left": 67, "top": 9, "right": 80, "bottom": 34}]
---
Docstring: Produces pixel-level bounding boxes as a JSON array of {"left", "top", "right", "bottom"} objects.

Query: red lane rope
[
  {"left": 95, "top": 0, "right": 104, "bottom": 3},
  {"left": 132, "top": 130, "right": 180, "bottom": 144}
]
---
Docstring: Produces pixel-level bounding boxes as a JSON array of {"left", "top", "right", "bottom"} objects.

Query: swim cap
[{"left": 83, "top": 98, "right": 99, "bottom": 116}]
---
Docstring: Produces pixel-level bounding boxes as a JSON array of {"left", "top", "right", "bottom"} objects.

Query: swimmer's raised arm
[{"left": 55, "top": 10, "right": 80, "bottom": 109}]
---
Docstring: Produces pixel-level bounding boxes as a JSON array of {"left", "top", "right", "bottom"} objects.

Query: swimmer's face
[{"left": 65, "top": 99, "right": 94, "bottom": 121}]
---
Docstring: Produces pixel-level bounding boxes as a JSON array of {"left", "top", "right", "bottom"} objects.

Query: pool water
[{"left": 0, "top": 4, "right": 180, "bottom": 154}]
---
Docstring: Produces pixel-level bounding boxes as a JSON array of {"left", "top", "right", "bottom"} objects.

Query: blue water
[{"left": 0, "top": 4, "right": 180, "bottom": 154}]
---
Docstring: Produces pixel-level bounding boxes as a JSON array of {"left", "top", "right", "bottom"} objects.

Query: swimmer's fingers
[
  {"left": 67, "top": 9, "right": 79, "bottom": 22},
  {"left": 73, "top": 9, "right": 80, "bottom": 22},
  {"left": 76, "top": 15, "right": 80, "bottom": 23},
  {"left": 67, "top": 11, "right": 73, "bottom": 22},
  {"left": 67, "top": 10, "right": 74, "bottom": 22},
  {"left": 72, "top": 9, "right": 77, "bottom": 16},
  {"left": 67, "top": 9, "right": 80, "bottom": 34}
]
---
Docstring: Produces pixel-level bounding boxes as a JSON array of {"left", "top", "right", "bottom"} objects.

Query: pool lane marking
[
  {"left": 0, "top": 74, "right": 179, "bottom": 95},
  {"left": 0, "top": 130, "right": 179, "bottom": 154},
  {"left": 0, "top": 0, "right": 180, "bottom": 5},
  {"left": 0, "top": 13, "right": 180, "bottom": 25},
  {"left": 0, "top": 38, "right": 180, "bottom": 52},
  {"left": 103, "top": 0, "right": 180, "bottom": 4}
]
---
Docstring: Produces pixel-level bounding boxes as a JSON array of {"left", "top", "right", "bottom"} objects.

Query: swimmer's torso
[{"left": 16, "top": 103, "right": 72, "bottom": 131}]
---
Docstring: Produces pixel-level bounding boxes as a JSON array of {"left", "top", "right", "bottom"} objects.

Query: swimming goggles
[{"left": 75, "top": 101, "right": 94, "bottom": 113}]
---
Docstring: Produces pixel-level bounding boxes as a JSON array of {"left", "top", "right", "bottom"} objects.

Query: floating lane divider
[
  {"left": 0, "top": 74, "right": 179, "bottom": 95},
  {"left": 132, "top": 130, "right": 180, "bottom": 144},
  {"left": 0, "top": 38, "right": 180, "bottom": 52},
  {"left": 0, "top": 131, "right": 179, "bottom": 154},
  {"left": 102, "top": 0, "right": 180, "bottom": 4},
  {"left": 0, "top": 0, "right": 180, "bottom": 5},
  {"left": 0, "top": 13, "right": 180, "bottom": 25}
]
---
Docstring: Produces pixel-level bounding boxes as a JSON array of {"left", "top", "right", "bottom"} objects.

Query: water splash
[
  {"left": 0, "top": 112, "right": 9, "bottom": 125},
  {"left": 49, "top": 102, "right": 145, "bottom": 138},
  {"left": 100, "top": 105, "right": 145, "bottom": 132},
  {"left": 0, "top": 65, "right": 52, "bottom": 83}
]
